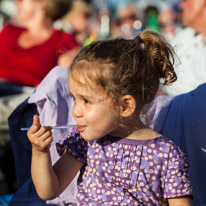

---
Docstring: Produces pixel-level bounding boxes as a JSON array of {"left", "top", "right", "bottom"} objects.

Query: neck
[
  {"left": 193, "top": 24, "right": 206, "bottom": 37},
  {"left": 27, "top": 16, "right": 53, "bottom": 35},
  {"left": 15, "top": 13, "right": 54, "bottom": 36},
  {"left": 192, "top": 13, "right": 206, "bottom": 37},
  {"left": 110, "top": 118, "right": 148, "bottom": 139}
]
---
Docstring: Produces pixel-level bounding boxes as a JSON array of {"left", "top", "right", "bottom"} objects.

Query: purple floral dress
[{"left": 56, "top": 128, "right": 192, "bottom": 206}]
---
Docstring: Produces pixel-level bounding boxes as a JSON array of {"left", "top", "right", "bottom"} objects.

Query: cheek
[
  {"left": 73, "top": 16, "right": 89, "bottom": 31},
  {"left": 183, "top": 1, "right": 199, "bottom": 17},
  {"left": 84, "top": 108, "right": 98, "bottom": 123},
  {"left": 84, "top": 105, "right": 114, "bottom": 126},
  {"left": 19, "top": 3, "right": 34, "bottom": 16},
  {"left": 71, "top": 105, "right": 76, "bottom": 117}
]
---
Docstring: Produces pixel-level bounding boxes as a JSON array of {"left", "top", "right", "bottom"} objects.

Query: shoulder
[
  {"left": 157, "top": 136, "right": 189, "bottom": 168},
  {"left": 52, "top": 29, "right": 79, "bottom": 50},
  {"left": 172, "top": 27, "right": 196, "bottom": 43},
  {"left": 0, "top": 23, "right": 24, "bottom": 41},
  {"left": 138, "top": 136, "right": 187, "bottom": 162},
  {"left": 53, "top": 29, "right": 77, "bottom": 42},
  {"left": 156, "top": 136, "right": 182, "bottom": 152},
  {"left": 104, "top": 135, "right": 179, "bottom": 155},
  {"left": 171, "top": 27, "right": 198, "bottom": 51},
  {"left": 1, "top": 23, "right": 24, "bottom": 33}
]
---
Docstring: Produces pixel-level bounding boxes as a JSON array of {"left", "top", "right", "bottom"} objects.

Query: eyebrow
[
  {"left": 69, "top": 88, "right": 106, "bottom": 103},
  {"left": 69, "top": 91, "right": 93, "bottom": 100}
]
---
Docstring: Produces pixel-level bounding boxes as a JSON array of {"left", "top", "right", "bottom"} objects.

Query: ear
[{"left": 120, "top": 95, "right": 136, "bottom": 117}]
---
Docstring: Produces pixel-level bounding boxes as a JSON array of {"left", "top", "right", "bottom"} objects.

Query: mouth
[{"left": 77, "top": 125, "right": 86, "bottom": 132}]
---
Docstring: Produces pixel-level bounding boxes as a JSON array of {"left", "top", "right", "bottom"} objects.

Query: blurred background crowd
[
  {"left": 0, "top": 0, "right": 205, "bottom": 203},
  {"left": 0, "top": 0, "right": 182, "bottom": 43}
]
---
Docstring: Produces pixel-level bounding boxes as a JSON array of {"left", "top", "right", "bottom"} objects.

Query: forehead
[
  {"left": 68, "top": 72, "right": 100, "bottom": 95},
  {"left": 68, "top": 74, "right": 110, "bottom": 104},
  {"left": 69, "top": 73, "right": 87, "bottom": 90},
  {"left": 69, "top": 60, "right": 101, "bottom": 90}
]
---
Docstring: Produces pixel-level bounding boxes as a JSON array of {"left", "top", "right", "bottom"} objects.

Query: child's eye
[
  {"left": 83, "top": 98, "right": 90, "bottom": 104},
  {"left": 70, "top": 94, "right": 75, "bottom": 100},
  {"left": 70, "top": 94, "right": 76, "bottom": 103}
]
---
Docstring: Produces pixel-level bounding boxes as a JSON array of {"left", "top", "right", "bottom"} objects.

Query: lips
[{"left": 77, "top": 125, "right": 86, "bottom": 132}]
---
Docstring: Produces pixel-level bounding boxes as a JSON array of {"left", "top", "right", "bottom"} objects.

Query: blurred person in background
[
  {"left": 142, "top": 5, "right": 160, "bottom": 32},
  {"left": 54, "top": 0, "right": 92, "bottom": 46},
  {"left": 151, "top": 0, "right": 206, "bottom": 204},
  {"left": 0, "top": 0, "right": 79, "bottom": 196},
  {"left": 0, "top": 0, "right": 79, "bottom": 125},
  {"left": 111, "top": 3, "right": 143, "bottom": 39},
  {"left": 0, "top": 0, "right": 79, "bottom": 90},
  {"left": 160, "top": 0, "right": 206, "bottom": 95},
  {"left": 158, "top": 3, "right": 180, "bottom": 40}
]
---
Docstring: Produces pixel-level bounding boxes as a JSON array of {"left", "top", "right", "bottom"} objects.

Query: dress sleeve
[
  {"left": 56, "top": 128, "right": 88, "bottom": 163},
  {"left": 163, "top": 144, "right": 192, "bottom": 198}
]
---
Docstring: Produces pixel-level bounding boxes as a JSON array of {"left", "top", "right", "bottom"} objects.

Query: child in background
[{"left": 27, "top": 30, "right": 193, "bottom": 205}]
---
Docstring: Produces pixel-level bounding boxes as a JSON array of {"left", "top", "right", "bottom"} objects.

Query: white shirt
[{"left": 161, "top": 27, "right": 206, "bottom": 95}]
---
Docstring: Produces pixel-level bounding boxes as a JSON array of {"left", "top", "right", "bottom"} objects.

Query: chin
[{"left": 81, "top": 133, "right": 101, "bottom": 141}]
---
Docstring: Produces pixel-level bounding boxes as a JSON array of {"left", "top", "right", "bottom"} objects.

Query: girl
[{"left": 27, "top": 30, "right": 193, "bottom": 205}]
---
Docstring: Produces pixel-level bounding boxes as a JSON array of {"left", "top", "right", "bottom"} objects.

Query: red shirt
[{"left": 0, "top": 24, "right": 78, "bottom": 87}]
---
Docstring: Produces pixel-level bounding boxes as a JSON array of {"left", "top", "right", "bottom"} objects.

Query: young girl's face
[{"left": 69, "top": 74, "right": 120, "bottom": 141}]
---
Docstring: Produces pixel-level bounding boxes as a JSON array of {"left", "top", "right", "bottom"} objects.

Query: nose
[{"left": 72, "top": 102, "right": 83, "bottom": 118}]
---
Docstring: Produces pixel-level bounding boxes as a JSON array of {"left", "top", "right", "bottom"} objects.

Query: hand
[{"left": 27, "top": 115, "right": 53, "bottom": 153}]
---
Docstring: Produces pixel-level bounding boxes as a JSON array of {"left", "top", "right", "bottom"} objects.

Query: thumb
[
  {"left": 28, "top": 115, "right": 41, "bottom": 135},
  {"left": 33, "top": 115, "right": 40, "bottom": 125}
]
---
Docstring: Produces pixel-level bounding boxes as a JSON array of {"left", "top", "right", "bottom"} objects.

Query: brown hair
[
  {"left": 70, "top": 29, "right": 177, "bottom": 114},
  {"left": 37, "top": 0, "right": 73, "bottom": 21}
]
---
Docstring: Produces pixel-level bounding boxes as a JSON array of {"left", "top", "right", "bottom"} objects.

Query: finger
[
  {"left": 28, "top": 126, "right": 49, "bottom": 141},
  {"left": 33, "top": 115, "right": 40, "bottom": 125},
  {"left": 28, "top": 123, "right": 40, "bottom": 135},
  {"left": 35, "top": 126, "right": 52, "bottom": 137},
  {"left": 38, "top": 138, "right": 53, "bottom": 152},
  {"left": 28, "top": 115, "right": 41, "bottom": 134},
  {"left": 34, "top": 132, "right": 53, "bottom": 151},
  {"left": 37, "top": 129, "right": 53, "bottom": 142},
  {"left": 41, "top": 134, "right": 53, "bottom": 148}
]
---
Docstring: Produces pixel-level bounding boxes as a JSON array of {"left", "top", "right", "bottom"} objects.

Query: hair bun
[{"left": 134, "top": 36, "right": 145, "bottom": 49}]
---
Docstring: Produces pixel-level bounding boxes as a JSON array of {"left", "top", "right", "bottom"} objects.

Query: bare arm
[
  {"left": 28, "top": 115, "right": 83, "bottom": 200},
  {"left": 57, "top": 47, "right": 80, "bottom": 67},
  {"left": 168, "top": 196, "right": 193, "bottom": 206}
]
